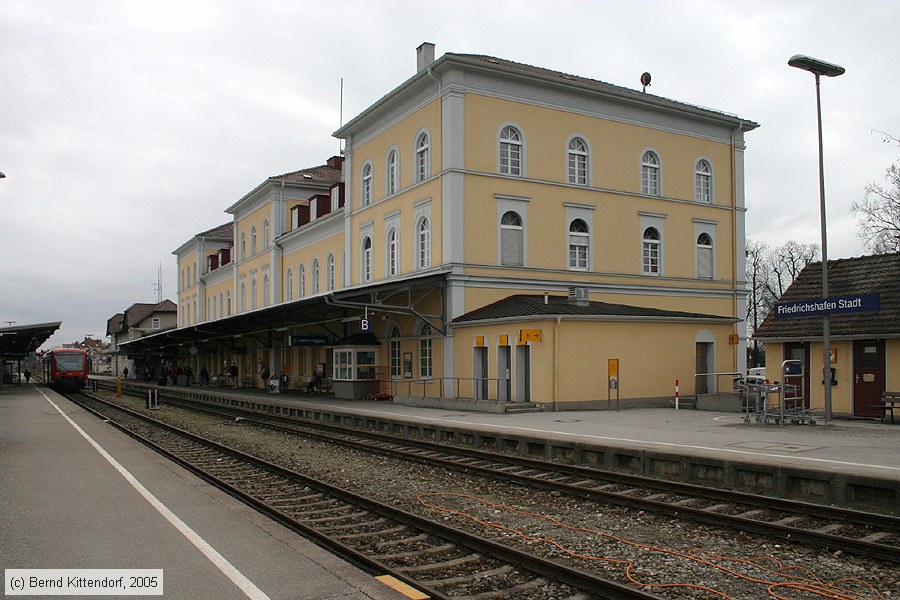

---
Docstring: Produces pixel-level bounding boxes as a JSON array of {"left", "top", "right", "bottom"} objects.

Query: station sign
[
  {"left": 288, "top": 336, "right": 329, "bottom": 346},
  {"left": 774, "top": 293, "right": 880, "bottom": 320},
  {"left": 517, "top": 329, "right": 542, "bottom": 344}
]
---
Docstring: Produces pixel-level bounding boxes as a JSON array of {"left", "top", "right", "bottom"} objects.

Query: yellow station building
[{"left": 147, "top": 44, "right": 759, "bottom": 411}]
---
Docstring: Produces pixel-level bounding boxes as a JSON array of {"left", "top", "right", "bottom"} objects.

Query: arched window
[
  {"left": 500, "top": 211, "right": 524, "bottom": 266},
  {"left": 417, "top": 218, "right": 431, "bottom": 269},
  {"left": 262, "top": 273, "right": 270, "bottom": 307},
  {"left": 695, "top": 159, "right": 712, "bottom": 203},
  {"left": 697, "top": 233, "right": 713, "bottom": 279},
  {"left": 567, "top": 137, "right": 588, "bottom": 185},
  {"left": 226, "top": 290, "right": 231, "bottom": 316},
  {"left": 389, "top": 325, "right": 401, "bottom": 377},
  {"left": 219, "top": 293, "right": 223, "bottom": 318},
  {"left": 641, "top": 150, "right": 660, "bottom": 196},
  {"left": 312, "top": 258, "right": 320, "bottom": 294},
  {"left": 240, "top": 282, "right": 246, "bottom": 312},
  {"left": 251, "top": 277, "right": 258, "bottom": 310},
  {"left": 387, "top": 229, "right": 399, "bottom": 276},
  {"left": 362, "top": 237, "right": 373, "bottom": 282},
  {"left": 206, "top": 298, "right": 210, "bottom": 321},
  {"left": 499, "top": 126, "right": 523, "bottom": 175},
  {"left": 642, "top": 227, "right": 661, "bottom": 275},
  {"left": 386, "top": 149, "right": 399, "bottom": 196},
  {"left": 361, "top": 162, "right": 373, "bottom": 206},
  {"left": 415, "top": 132, "right": 430, "bottom": 182},
  {"left": 251, "top": 226, "right": 257, "bottom": 255},
  {"left": 419, "top": 323, "right": 433, "bottom": 378},
  {"left": 298, "top": 263, "right": 306, "bottom": 298},
  {"left": 240, "top": 232, "right": 246, "bottom": 260},
  {"left": 568, "top": 219, "right": 589, "bottom": 270},
  {"left": 286, "top": 268, "right": 293, "bottom": 301},
  {"left": 327, "top": 253, "right": 335, "bottom": 291}
]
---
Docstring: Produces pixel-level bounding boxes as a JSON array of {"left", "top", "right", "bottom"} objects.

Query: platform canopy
[{"left": 0, "top": 322, "right": 61, "bottom": 357}]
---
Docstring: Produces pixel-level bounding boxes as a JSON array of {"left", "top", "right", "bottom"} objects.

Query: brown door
[
  {"left": 853, "top": 340, "right": 885, "bottom": 418},
  {"left": 783, "top": 342, "right": 810, "bottom": 409}
]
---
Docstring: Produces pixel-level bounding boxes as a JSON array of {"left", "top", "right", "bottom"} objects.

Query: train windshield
[{"left": 55, "top": 354, "right": 84, "bottom": 371}]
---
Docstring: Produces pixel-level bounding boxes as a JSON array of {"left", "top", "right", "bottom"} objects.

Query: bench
[{"left": 874, "top": 391, "right": 900, "bottom": 424}]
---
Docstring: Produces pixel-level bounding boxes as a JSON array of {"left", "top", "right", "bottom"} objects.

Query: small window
[
  {"left": 226, "top": 290, "right": 231, "bottom": 315},
  {"left": 327, "top": 254, "right": 335, "bottom": 291},
  {"left": 386, "top": 149, "right": 399, "bottom": 196},
  {"left": 240, "top": 232, "right": 246, "bottom": 260},
  {"left": 263, "top": 219, "right": 269, "bottom": 250},
  {"left": 263, "top": 273, "right": 270, "bottom": 307},
  {"left": 417, "top": 218, "right": 431, "bottom": 269},
  {"left": 251, "top": 226, "right": 258, "bottom": 256},
  {"left": 568, "top": 219, "right": 589, "bottom": 270},
  {"left": 251, "top": 277, "right": 258, "bottom": 310},
  {"left": 151, "top": 317, "right": 161, "bottom": 330},
  {"left": 362, "top": 237, "right": 373, "bottom": 282},
  {"left": 361, "top": 163, "right": 373, "bottom": 206},
  {"left": 286, "top": 268, "right": 293, "bottom": 301},
  {"left": 387, "top": 229, "right": 399, "bottom": 277},
  {"left": 415, "top": 132, "right": 430, "bottom": 182},
  {"left": 695, "top": 159, "right": 712, "bottom": 203},
  {"left": 567, "top": 137, "right": 588, "bottom": 185},
  {"left": 389, "top": 326, "right": 401, "bottom": 377},
  {"left": 499, "top": 126, "right": 523, "bottom": 175},
  {"left": 500, "top": 211, "right": 524, "bottom": 266},
  {"left": 641, "top": 151, "right": 660, "bottom": 196},
  {"left": 642, "top": 227, "right": 661, "bottom": 275},
  {"left": 299, "top": 264, "right": 306, "bottom": 298},
  {"left": 419, "top": 324, "right": 433, "bottom": 378},
  {"left": 240, "top": 282, "right": 246, "bottom": 312},
  {"left": 312, "top": 258, "right": 320, "bottom": 294},
  {"left": 697, "top": 233, "right": 713, "bottom": 279}
]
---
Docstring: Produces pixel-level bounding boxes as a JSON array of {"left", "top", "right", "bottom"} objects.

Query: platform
[
  {"left": 0, "top": 384, "right": 408, "bottom": 600},
  {"left": 105, "top": 378, "right": 900, "bottom": 512}
]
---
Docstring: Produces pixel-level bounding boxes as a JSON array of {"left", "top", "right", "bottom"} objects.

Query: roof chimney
[{"left": 417, "top": 42, "right": 435, "bottom": 73}]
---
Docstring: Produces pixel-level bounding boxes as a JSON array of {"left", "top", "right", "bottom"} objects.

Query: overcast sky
[{"left": 2, "top": 0, "right": 898, "bottom": 350}]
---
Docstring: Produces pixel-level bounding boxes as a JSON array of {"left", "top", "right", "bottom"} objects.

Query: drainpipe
[
  {"left": 731, "top": 121, "right": 747, "bottom": 374},
  {"left": 553, "top": 316, "right": 561, "bottom": 411}
]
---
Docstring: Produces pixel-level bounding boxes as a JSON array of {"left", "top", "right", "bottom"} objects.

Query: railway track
[
  {"left": 99, "top": 384, "right": 900, "bottom": 565},
  {"left": 67, "top": 392, "right": 660, "bottom": 600}
]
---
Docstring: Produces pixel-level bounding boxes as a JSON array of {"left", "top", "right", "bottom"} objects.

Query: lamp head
[{"left": 788, "top": 54, "right": 845, "bottom": 77}]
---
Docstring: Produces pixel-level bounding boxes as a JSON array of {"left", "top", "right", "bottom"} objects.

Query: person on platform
[
  {"left": 24, "top": 369, "right": 31, "bottom": 383},
  {"left": 122, "top": 367, "right": 129, "bottom": 380},
  {"left": 200, "top": 366, "right": 209, "bottom": 386},
  {"left": 229, "top": 362, "right": 239, "bottom": 388}
]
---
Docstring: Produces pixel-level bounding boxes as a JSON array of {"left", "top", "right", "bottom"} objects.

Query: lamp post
[{"left": 788, "top": 54, "right": 845, "bottom": 423}]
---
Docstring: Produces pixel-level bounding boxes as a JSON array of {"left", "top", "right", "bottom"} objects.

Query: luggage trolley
[
  {"left": 742, "top": 380, "right": 780, "bottom": 424},
  {"left": 776, "top": 359, "right": 821, "bottom": 425}
]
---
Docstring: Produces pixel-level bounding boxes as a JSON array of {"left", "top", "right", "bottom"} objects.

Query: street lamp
[{"left": 788, "top": 54, "right": 845, "bottom": 423}]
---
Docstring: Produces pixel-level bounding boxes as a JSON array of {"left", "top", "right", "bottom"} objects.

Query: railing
[
  {"left": 393, "top": 377, "right": 512, "bottom": 402},
  {"left": 694, "top": 371, "right": 742, "bottom": 395}
]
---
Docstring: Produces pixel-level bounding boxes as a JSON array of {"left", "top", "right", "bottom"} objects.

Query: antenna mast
[{"left": 152, "top": 263, "right": 163, "bottom": 303}]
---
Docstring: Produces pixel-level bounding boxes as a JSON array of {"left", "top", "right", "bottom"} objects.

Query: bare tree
[
  {"left": 851, "top": 131, "right": 900, "bottom": 254},
  {"left": 745, "top": 239, "right": 820, "bottom": 366}
]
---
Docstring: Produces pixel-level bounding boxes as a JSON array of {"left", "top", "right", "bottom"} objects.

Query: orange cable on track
[{"left": 417, "top": 492, "right": 886, "bottom": 600}]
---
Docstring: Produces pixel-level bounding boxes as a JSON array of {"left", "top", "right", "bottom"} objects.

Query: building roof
[
  {"left": 448, "top": 53, "right": 759, "bottom": 129},
  {"left": 755, "top": 252, "right": 900, "bottom": 340},
  {"left": 108, "top": 300, "right": 177, "bottom": 336},
  {"left": 337, "top": 50, "right": 758, "bottom": 138},
  {"left": 452, "top": 294, "right": 735, "bottom": 324},
  {"left": 269, "top": 164, "right": 342, "bottom": 186},
  {"left": 106, "top": 313, "right": 125, "bottom": 336},
  {"left": 0, "top": 322, "right": 62, "bottom": 355},
  {"left": 196, "top": 222, "right": 233, "bottom": 239}
]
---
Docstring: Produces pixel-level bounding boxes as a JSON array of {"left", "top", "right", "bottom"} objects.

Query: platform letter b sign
[{"left": 361, "top": 319, "right": 369, "bottom": 332}]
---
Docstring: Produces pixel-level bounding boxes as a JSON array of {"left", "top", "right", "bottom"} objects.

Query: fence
[{"left": 393, "top": 377, "right": 511, "bottom": 402}]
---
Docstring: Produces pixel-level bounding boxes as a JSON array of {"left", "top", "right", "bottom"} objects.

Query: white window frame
[
  {"left": 361, "top": 161, "right": 373, "bottom": 207},
  {"left": 262, "top": 272, "right": 270, "bottom": 307},
  {"left": 226, "top": 290, "right": 231, "bottom": 316},
  {"left": 240, "top": 232, "right": 246, "bottom": 260},
  {"left": 419, "top": 323, "right": 433, "bottom": 378},
  {"left": 152, "top": 317, "right": 161, "bottom": 330},
  {"left": 263, "top": 219, "right": 269, "bottom": 250},
  {"left": 361, "top": 237, "right": 373, "bottom": 282},
  {"left": 499, "top": 210, "right": 524, "bottom": 267},
  {"left": 312, "top": 258, "right": 320, "bottom": 294},
  {"left": 298, "top": 263, "right": 306, "bottom": 298},
  {"left": 641, "top": 149, "right": 661, "bottom": 196},
  {"left": 568, "top": 219, "right": 590, "bottom": 271},
  {"left": 327, "top": 253, "right": 335, "bottom": 291},
  {"left": 387, "top": 228, "right": 399, "bottom": 277},
  {"left": 642, "top": 227, "right": 661, "bottom": 276},
  {"left": 417, "top": 217, "right": 431, "bottom": 270},
  {"left": 695, "top": 158, "right": 713, "bottom": 203},
  {"left": 388, "top": 325, "right": 401, "bottom": 378},
  {"left": 696, "top": 233, "right": 714, "bottom": 279},
  {"left": 251, "top": 226, "right": 258, "bottom": 256},
  {"left": 286, "top": 268, "right": 293, "bottom": 301},
  {"left": 567, "top": 136, "right": 589, "bottom": 185},
  {"left": 251, "top": 276, "right": 258, "bottom": 310},
  {"left": 386, "top": 148, "right": 399, "bottom": 196},
  {"left": 498, "top": 124, "right": 524, "bottom": 176},
  {"left": 414, "top": 130, "right": 430, "bottom": 183}
]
